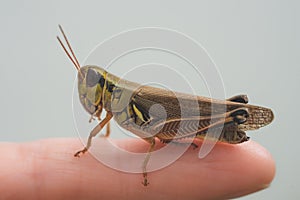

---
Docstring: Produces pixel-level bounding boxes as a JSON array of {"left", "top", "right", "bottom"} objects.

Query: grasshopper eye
[{"left": 86, "top": 68, "right": 101, "bottom": 87}]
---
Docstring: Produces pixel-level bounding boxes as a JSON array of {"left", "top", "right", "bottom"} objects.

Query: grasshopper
[{"left": 57, "top": 25, "right": 274, "bottom": 186}]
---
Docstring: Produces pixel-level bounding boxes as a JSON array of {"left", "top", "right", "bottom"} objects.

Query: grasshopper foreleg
[
  {"left": 74, "top": 111, "right": 113, "bottom": 157},
  {"left": 105, "top": 121, "right": 111, "bottom": 137}
]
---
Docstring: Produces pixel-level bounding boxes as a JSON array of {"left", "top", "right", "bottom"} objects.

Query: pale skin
[{"left": 0, "top": 138, "right": 275, "bottom": 200}]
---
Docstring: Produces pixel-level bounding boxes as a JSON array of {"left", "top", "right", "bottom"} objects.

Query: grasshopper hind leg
[
  {"left": 230, "top": 107, "right": 249, "bottom": 124},
  {"left": 221, "top": 108, "right": 250, "bottom": 143},
  {"left": 227, "top": 95, "right": 248, "bottom": 104},
  {"left": 142, "top": 137, "right": 156, "bottom": 186}
]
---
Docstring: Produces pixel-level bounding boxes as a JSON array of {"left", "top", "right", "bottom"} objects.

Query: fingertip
[
  {"left": 240, "top": 141, "right": 276, "bottom": 188},
  {"left": 218, "top": 140, "right": 276, "bottom": 198}
]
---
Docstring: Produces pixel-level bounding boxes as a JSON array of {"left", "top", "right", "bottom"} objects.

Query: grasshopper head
[
  {"left": 78, "top": 66, "right": 106, "bottom": 114},
  {"left": 56, "top": 25, "right": 106, "bottom": 116}
]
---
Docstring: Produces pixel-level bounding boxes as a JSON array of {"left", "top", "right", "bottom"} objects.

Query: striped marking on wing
[{"left": 154, "top": 115, "right": 227, "bottom": 140}]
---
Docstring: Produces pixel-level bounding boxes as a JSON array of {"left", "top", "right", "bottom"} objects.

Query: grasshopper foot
[
  {"left": 142, "top": 173, "right": 150, "bottom": 186},
  {"left": 74, "top": 147, "right": 88, "bottom": 157},
  {"left": 191, "top": 142, "right": 198, "bottom": 149}
]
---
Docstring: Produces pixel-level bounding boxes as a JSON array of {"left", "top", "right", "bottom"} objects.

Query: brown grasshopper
[{"left": 57, "top": 25, "right": 274, "bottom": 186}]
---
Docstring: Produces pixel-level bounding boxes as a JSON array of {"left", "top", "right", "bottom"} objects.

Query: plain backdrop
[{"left": 0, "top": 0, "right": 299, "bottom": 199}]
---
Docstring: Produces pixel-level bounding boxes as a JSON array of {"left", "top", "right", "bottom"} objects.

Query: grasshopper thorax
[{"left": 78, "top": 65, "right": 107, "bottom": 115}]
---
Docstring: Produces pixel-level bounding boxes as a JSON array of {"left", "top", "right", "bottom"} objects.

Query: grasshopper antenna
[{"left": 57, "top": 25, "right": 82, "bottom": 75}]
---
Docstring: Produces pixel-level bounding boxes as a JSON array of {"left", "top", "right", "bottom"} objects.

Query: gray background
[{"left": 0, "top": 0, "right": 299, "bottom": 199}]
